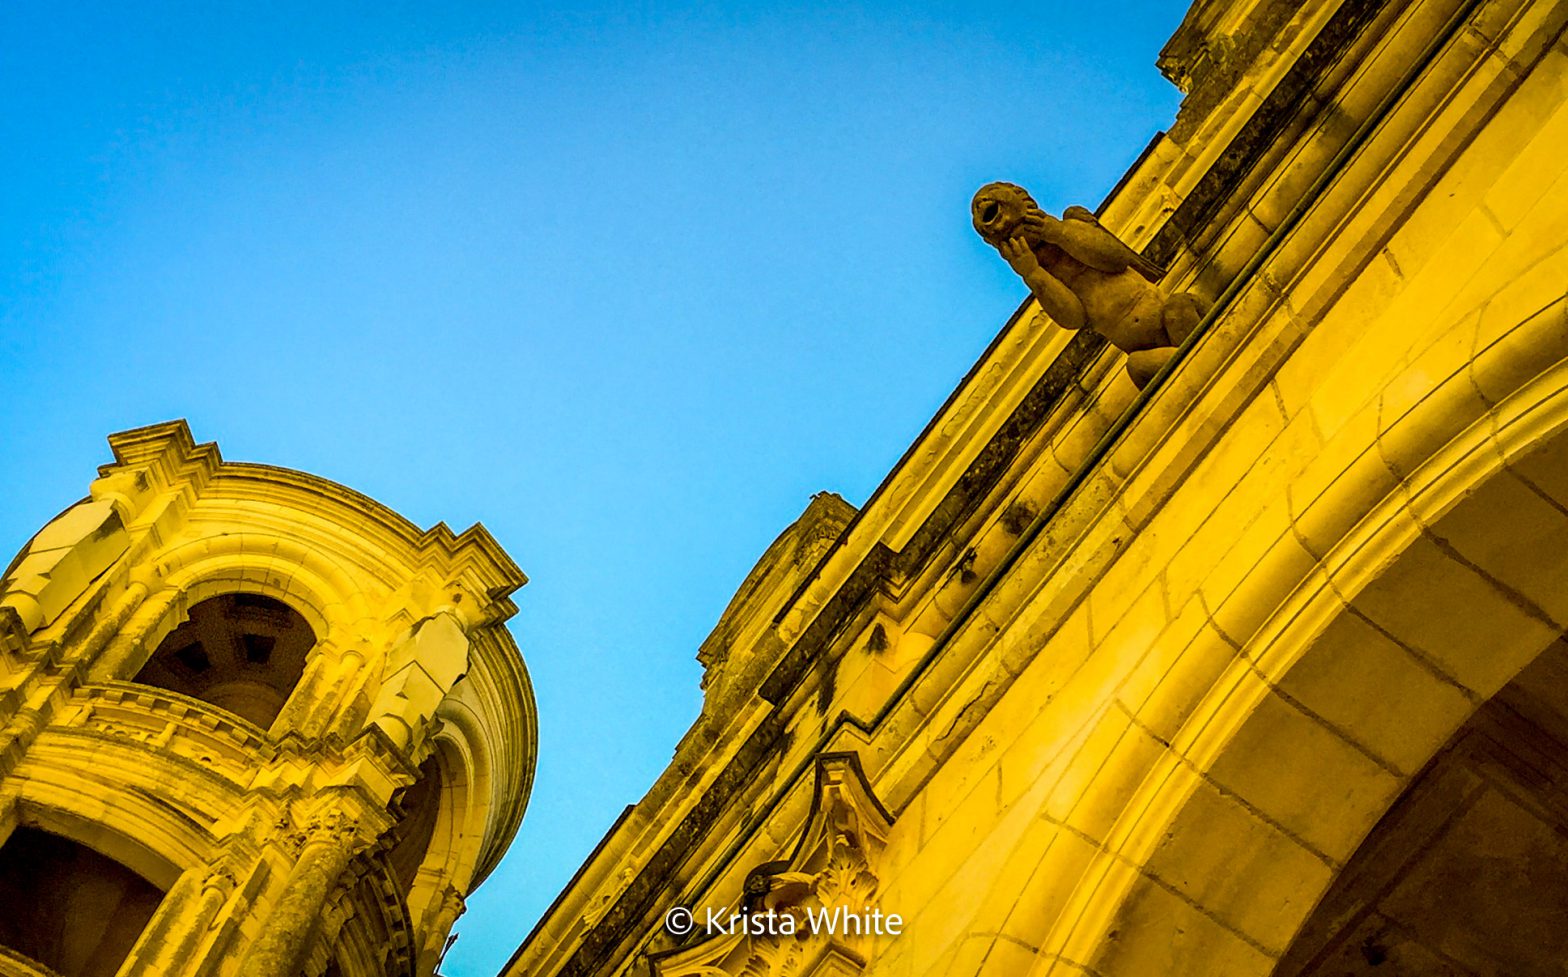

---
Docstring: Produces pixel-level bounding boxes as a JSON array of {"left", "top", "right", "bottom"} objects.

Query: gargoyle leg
[
  {"left": 1126, "top": 348, "right": 1174, "bottom": 389},
  {"left": 1161, "top": 292, "right": 1208, "bottom": 346}
]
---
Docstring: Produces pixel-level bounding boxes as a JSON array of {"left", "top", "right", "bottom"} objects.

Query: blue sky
[{"left": 1, "top": 3, "right": 1186, "bottom": 973}]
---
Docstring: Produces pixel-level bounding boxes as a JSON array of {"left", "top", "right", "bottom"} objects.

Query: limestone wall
[{"left": 503, "top": 1, "right": 1568, "bottom": 976}]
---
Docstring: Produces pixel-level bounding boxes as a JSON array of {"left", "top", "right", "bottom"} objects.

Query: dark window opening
[
  {"left": 0, "top": 827, "right": 165, "bottom": 977},
  {"left": 133, "top": 593, "right": 314, "bottom": 729},
  {"left": 241, "top": 633, "right": 275, "bottom": 664},
  {"left": 173, "top": 641, "right": 210, "bottom": 673}
]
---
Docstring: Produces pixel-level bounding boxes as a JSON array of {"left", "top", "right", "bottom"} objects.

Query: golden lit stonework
[
  {"left": 501, "top": 1, "right": 1568, "bottom": 976},
  {"left": 8, "top": 0, "right": 1568, "bottom": 975},
  {"left": 0, "top": 421, "right": 536, "bottom": 977}
]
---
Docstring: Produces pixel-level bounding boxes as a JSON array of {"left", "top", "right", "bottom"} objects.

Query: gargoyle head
[{"left": 971, "top": 182, "right": 1039, "bottom": 248}]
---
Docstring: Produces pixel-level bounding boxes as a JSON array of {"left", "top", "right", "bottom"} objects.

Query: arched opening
[
  {"left": 1275, "top": 635, "right": 1568, "bottom": 975},
  {"left": 0, "top": 826, "right": 165, "bottom": 977},
  {"left": 1027, "top": 353, "right": 1568, "bottom": 976},
  {"left": 386, "top": 755, "right": 443, "bottom": 892},
  {"left": 132, "top": 592, "right": 314, "bottom": 728}
]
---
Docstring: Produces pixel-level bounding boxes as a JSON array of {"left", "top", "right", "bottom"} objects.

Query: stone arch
[
  {"left": 326, "top": 849, "right": 416, "bottom": 977},
  {"left": 421, "top": 707, "right": 486, "bottom": 893},
  {"left": 386, "top": 753, "right": 445, "bottom": 892},
  {"left": 440, "top": 626, "right": 537, "bottom": 889},
  {"left": 132, "top": 592, "right": 316, "bottom": 729},
  {"left": 8, "top": 754, "right": 217, "bottom": 890},
  {"left": 0, "top": 825, "right": 165, "bottom": 977},
  {"left": 148, "top": 532, "right": 369, "bottom": 649},
  {"left": 1270, "top": 634, "right": 1568, "bottom": 973},
  {"left": 90, "top": 538, "right": 362, "bottom": 692},
  {"left": 95, "top": 534, "right": 390, "bottom": 738},
  {"left": 1025, "top": 303, "right": 1568, "bottom": 974},
  {"left": 410, "top": 737, "right": 476, "bottom": 890},
  {"left": 380, "top": 740, "right": 471, "bottom": 974}
]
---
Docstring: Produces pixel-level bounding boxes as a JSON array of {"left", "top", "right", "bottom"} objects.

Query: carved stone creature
[{"left": 972, "top": 181, "right": 1208, "bottom": 387}]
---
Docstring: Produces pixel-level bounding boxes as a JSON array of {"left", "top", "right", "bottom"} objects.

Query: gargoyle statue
[{"left": 972, "top": 181, "right": 1208, "bottom": 387}]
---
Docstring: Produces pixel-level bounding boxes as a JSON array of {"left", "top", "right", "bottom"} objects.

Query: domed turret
[{"left": 0, "top": 420, "right": 535, "bottom": 977}]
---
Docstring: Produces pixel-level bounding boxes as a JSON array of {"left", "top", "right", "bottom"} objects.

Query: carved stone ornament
[
  {"left": 275, "top": 805, "right": 367, "bottom": 859},
  {"left": 650, "top": 753, "right": 896, "bottom": 977},
  {"left": 971, "top": 182, "right": 1210, "bottom": 388}
]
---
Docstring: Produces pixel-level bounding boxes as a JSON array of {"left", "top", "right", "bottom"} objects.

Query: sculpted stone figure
[{"left": 972, "top": 182, "right": 1208, "bottom": 387}]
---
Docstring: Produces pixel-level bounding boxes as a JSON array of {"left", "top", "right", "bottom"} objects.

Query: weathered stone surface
[
  {"left": 0, "top": 420, "right": 535, "bottom": 977},
  {"left": 11, "top": 0, "right": 1568, "bottom": 975},
  {"left": 500, "top": 2, "right": 1568, "bottom": 977}
]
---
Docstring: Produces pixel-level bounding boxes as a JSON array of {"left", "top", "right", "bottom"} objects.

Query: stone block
[
  {"left": 1274, "top": 609, "right": 1474, "bottom": 775},
  {"left": 1202, "top": 671, "right": 1404, "bottom": 862},
  {"left": 1349, "top": 532, "right": 1561, "bottom": 698},
  {"left": 1141, "top": 774, "right": 1333, "bottom": 954},
  {"left": 1085, "top": 871, "right": 1276, "bottom": 977}
]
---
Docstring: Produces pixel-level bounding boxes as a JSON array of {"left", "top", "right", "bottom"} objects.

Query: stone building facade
[
  {"left": 6, "top": 0, "right": 1568, "bottom": 974},
  {"left": 502, "top": 0, "right": 1568, "bottom": 975},
  {"left": 0, "top": 421, "right": 536, "bottom": 977}
]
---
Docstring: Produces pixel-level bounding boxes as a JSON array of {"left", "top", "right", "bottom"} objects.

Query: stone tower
[{"left": 0, "top": 421, "right": 536, "bottom": 977}]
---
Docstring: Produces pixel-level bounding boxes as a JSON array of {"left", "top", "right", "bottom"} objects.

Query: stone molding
[{"left": 650, "top": 753, "right": 894, "bottom": 977}]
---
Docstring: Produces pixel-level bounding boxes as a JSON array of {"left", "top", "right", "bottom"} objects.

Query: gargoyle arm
[
  {"left": 1026, "top": 266, "right": 1087, "bottom": 330},
  {"left": 1002, "top": 238, "right": 1086, "bottom": 330},
  {"left": 1033, "top": 207, "right": 1165, "bottom": 280}
]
